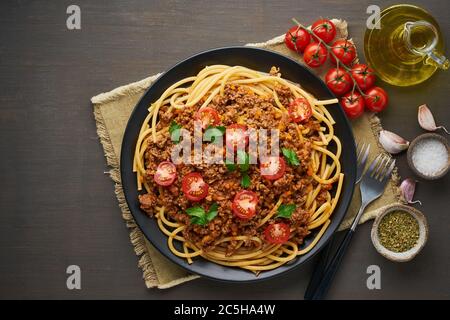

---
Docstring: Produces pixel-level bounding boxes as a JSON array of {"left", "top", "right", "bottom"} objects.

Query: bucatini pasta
[{"left": 134, "top": 65, "right": 343, "bottom": 274}]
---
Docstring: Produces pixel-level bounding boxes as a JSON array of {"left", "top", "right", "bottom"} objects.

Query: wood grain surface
[{"left": 0, "top": 0, "right": 449, "bottom": 299}]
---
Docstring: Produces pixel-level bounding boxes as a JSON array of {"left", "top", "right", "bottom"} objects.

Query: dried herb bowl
[{"left": 371, "top": 204, "right": 428, "bottom": 262}]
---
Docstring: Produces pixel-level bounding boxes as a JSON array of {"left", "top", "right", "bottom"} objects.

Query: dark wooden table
[{"left": 1, "top": 0, "right": 449, "bottom": 299}]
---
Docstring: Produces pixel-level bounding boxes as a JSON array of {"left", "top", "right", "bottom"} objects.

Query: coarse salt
[{"left": 411, "top": 139, "right": 448, "bottom": 176}]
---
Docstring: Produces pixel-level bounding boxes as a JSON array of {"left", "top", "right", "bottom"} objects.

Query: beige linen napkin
[{"left": 92, "top": 19, "right": 402, "bottom": 289}]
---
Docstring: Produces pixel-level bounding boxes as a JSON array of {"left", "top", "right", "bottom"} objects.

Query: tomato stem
[{"left": 292, "top": 18, "right": 370, "bottom": 97}]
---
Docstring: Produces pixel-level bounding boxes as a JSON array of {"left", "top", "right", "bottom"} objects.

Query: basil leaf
[
  {"left": 204, "top": 126, "right": 226, "bottom": 142},
  {"left": 190, "top": 216, "right": 207, "bottom": 226},
  {"left": 276, "top": 204, "right": 296, "bottom": 219},
  {"left": 169, "top": 121, "right": 182, "bottom": 144},
  {"left": 237, "top": 150, "right": 250, "bottom": 172},
  {"left": 186, "top": 206, "right": 205, "bottom": 218},
  {"left": 169, "top": 120, "right": 181, "bottom": 134},
  {"left": 186, "top": 205, "right": 218, "bottom": 226},
  {"left": 186, "top": 206, "right": 206, "bottom": 225},
  {"left": 206, "top": 203, "right": 219, "bottom": 222},
  {"left": 282, "top": 148, "right": 300, "bottom": 166},
  {"left": 241, "top": 173, "right": 251, "bottom": 188},
  {"left": 225, "top": 159, "right": 236, "bottom": 171}
]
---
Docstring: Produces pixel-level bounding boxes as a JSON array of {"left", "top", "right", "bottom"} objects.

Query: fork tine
[
  {"left": 370, "top": 155, "right": 384, "bottom": 178},
  {"left": 367, "top": 154, "right": 382, "bottom": 175},
  {"left": 374, "top": 155, "right": 388, "bottom": 180},
  {"left": 378, "top": 156, "right": 392, "bottom": 181},
  {"left": 382, "top": 159, "right": 396, "bottom": 182},
  {"left": 356, "top": 142, "right": 364, "bottom": 161},
  {"left": 356, "top": 142, "right": 371, "bottom": 183},
  {"left": 360, "top": 144, "right": 370, "bottom": 167}
]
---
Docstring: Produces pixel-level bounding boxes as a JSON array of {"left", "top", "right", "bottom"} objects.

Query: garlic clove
[
  {"left": 379, "top": 130, "right": 409, "bottom": 154},
  {"left": 400, "top": 178, "right": 422, "bottom": 205},
  {"left": 418, "top": 104, "right": 437, "bottom": 131},
  {"left": 418, "top": 104, "right": 449, "bottom": 134}
]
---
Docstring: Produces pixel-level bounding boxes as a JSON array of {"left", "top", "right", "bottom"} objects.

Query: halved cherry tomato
[
  {"left": 264, "top": 222, "right": 291, "bottom": 244},
  {"left": 284, "top": 26, "right": 311, "bottom": 53},
  {"left": 260, "top": 156, "right": 286, "bottom": 181},
  {"left": 341, "top": 91, "right": 365, "bottom": 119},
  {"left": 311, "top": 19, "right": 336, "bottom": 44},
  {"left": 153, "top": 161, "right": 177, "bottom": 186},
  {"left": 195, "top": 107, "right": 220, "bottom": 129},
  {"left": 351, "top": 64, "right": 376, "bottom": 91},
  {"left": 226, "top": 124, "right": 248, "bottom": 150},
  {"left": 330, "top": 39, "right": 356, "bottom": 65},
  {"left": 181, "top": 172, "right": 209, "bottom": 201},
  {"left": 232, "top": 190, "right": 258, "bottom": 220},
  {"left": 288, "top": 98, "right": 312, "bottom": 123},
  {"left": 303, "top": 42, "right": 328, "bottom": 68},
  {"left": 364, "top": 87, "right": 388, "bottom": 112},
  {"left": 325, "top": 67, "right": 352, "bottom": 96}
]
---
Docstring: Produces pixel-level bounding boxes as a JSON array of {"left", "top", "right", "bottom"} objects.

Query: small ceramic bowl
[
  {"left": 407, "top": 133, "right": 449, "bottom": 180},
  {"left": 371, "top": 204, "right": 428, "bottom": 262}
]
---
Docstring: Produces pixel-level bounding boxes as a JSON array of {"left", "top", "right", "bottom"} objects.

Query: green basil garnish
[
  {"left": 276, "top": 204, "right": 296, "bottom": 219},
  {"left": 282, "top": 148, "right": 300, "bottom": 166}
]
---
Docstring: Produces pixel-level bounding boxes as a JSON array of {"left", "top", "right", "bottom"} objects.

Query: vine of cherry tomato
[
  {"left": 284, "top": 18, "right": 389, "bottom": 119},
  {"left": 325, "top": 68, "right": 352, "bottom": 96},
  {"left": 284, "top": 26, "right": 311, "bottom": 53},
  {"left": 311, "top": 19, "right": 336, "bottom": 44},
  {"left": 341, "top": 91, "right": 365, "bottom": 119},
  {"left": 303, "top": 42, "right": 328, "bottom": 68},
  {"left": 351, "top": 64, "right": 376, "bottom": 90},
  {"left": 329, "top": 39, "right": 356, "bottom": 65},
  {"left": 364, "top": 87, "right": 389, "bottom": 112}
]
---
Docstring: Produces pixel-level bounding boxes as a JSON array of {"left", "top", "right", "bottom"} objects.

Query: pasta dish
[{"left": 134, "top": 65, "right": 343, "bottom": 273}]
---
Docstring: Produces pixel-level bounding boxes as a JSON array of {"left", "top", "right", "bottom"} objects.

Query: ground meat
[
  {"left": 138, "top": 193, "right": 157, "bottom": 216},
  {"left": 138, "top": 83, "right": 329, "bottom": 251},
  {"left": 291, "top": 208, "right": 310, "bottom": 224}
]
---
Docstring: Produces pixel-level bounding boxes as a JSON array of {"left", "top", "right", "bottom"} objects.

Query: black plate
[{"left": 120, "top": 47, "right": 356, "bottom": 282}]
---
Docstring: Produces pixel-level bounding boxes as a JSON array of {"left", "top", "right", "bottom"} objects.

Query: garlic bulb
[
  {"left": 379, "top": 130, "right": 409, "bottom": 154},
  {"left": 418, "top": 104, "right": 449, "bottom": 134},
  {"left": 400, "top": 178, "right": 422, "bottom": 205}
]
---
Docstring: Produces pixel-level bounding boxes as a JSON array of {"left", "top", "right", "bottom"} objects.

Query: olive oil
[{"left": 364, "top": 5, "right": 448, "bottom": 86}]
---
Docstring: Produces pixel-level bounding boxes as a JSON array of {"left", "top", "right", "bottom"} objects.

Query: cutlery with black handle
[
  {"left": 306, "top": 153, "right": 395, "bottom": 300},
  {"left": 304, "top": 142, "right": 370, "bottom": 299}
]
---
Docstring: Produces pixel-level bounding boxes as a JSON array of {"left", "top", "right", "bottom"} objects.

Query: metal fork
[
  {"left": 355, "top": 142, "right": 371, "bottom": 184},
  {"left": 304, "top": 142, "right": 370, "bottom": 299},
  {"left": 308, "top": 153, "right": 395, "bottom": 300}
]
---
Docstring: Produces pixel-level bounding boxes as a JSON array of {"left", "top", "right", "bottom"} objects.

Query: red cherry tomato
[
  {"left": 351, "top": 64, "right": 376, "bottom": 91},
  {"left": 311, "top": 19, "right": 336, "bottom": 43},
  {"left": 284, "top": 26, "right": 311, "bottom": 53},
  {"left": 364, "top": 87, "right": 388, "bottom": 112},
  {"left": 288, "top": 98, "right": 312, "bottom": 123},
  {"left": 330, "top": 39, "right": 356, "bottom": 65},
  {"left": 264, "top": 223, "right": 291, "bottom": 244},
  {"left": 260, "top": 156, "right": 286, "bottom": 181},
  {"left": 195, "top": 107, "right": 220, "bottom": 129},
  {"left": 303, "top": 42, "right": 328, "bottom": 68},
  {"left": 181, "top": 172, "right": 209, "bottom": 201},
  {"left": 226, "top": 124, "right": 248, "bottom": 150},
  {"left": 232, "top": 190, "right": 258, "bottom": 220},
  {"left": 153, "top": 161, "right": 177, "bottom": 186},
  {"left": 325, "top": 68, "right": 352, "bottom": 96},
  {"left": 341, "top": 91, "right": 365, "bottom": 119}
]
